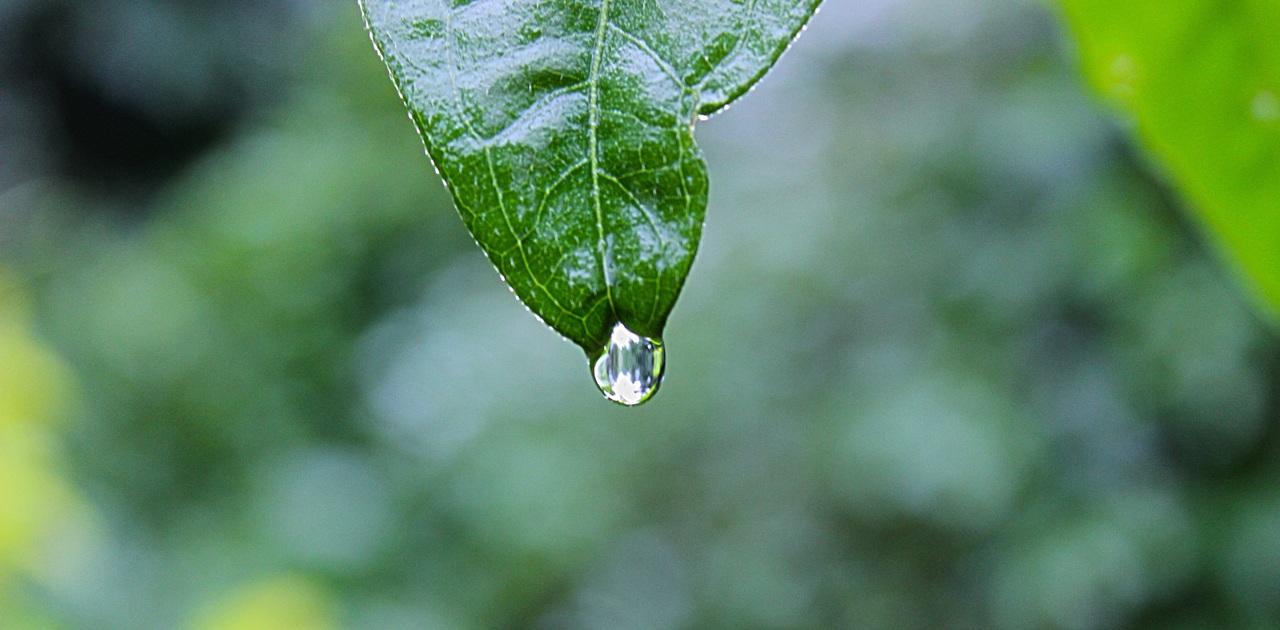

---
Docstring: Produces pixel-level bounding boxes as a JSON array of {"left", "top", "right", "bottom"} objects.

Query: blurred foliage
[
  {"left": 0, "top": 270, "right": 83, "bottom": 629},
  {"left": 1, "top": 0, "right": 1279, "bottom": 628},
  {"left": 190, "top": 576, "right": 336, "bottom": 630},
  {"left": 1056, "top": 0, "right": 1280, "bottom": 318}
]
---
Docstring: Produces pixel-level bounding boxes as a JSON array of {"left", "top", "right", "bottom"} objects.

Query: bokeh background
[{"left": 2, "top": 0, "right": 1279, "bottom": 627}]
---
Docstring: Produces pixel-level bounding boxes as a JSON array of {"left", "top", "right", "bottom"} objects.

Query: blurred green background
[{"left": 1, "top": 0, "right": 1279, "bottom": 628}]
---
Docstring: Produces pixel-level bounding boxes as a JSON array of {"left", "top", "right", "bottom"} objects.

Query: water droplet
[
  {"left": 407, "top": 18, "right": 445, "bottom": 40},
  {"left": 592, "top": 322, "right": 664, "bottom": 406},
  {"left": 1108, "top": 54, "right": 1137, "bottom": 97},
  {"left": 1252, "top": 90, "right": 1279, "bottom": 122}
]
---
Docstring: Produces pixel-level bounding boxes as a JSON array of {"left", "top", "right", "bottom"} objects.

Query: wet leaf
[
  {"left": 1057, "top": 0, "right": 1280, "bottom": 319},
  {"left": 360, "top": 0, "right": 820, "bottom": 352}
]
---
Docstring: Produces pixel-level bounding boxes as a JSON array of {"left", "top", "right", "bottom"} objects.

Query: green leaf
[
  {"left": 1055, "top": 0, "right": 1280, "bottom": 319},
  {"left": 360, "top": 0, "right": 820, "bottom": 353}
]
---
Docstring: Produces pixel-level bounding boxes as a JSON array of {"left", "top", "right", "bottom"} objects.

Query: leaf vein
[
  {"left": 606, "top": 22, "right": 687, "bottom": 90},
  {"left": 589, "top": 0, "right": 617, "bottom": 319},
  {"left": 532, "top": 158, "right": 591, "bottom": 235},
  {"left": 445, "top": 7, "right": 587, "bottom": 327}
]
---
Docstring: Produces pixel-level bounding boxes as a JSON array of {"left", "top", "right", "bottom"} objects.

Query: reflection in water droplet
[
  {"left": 1253, "top": 90, "right": 1279, "bottom": 122},
  {"left": 592, "top": 322, "right": 664, "bottom": 406}
]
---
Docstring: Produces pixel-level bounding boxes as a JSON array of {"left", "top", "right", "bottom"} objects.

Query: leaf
[
  {"left": 1055, "top": 0, "right": 1280, "bottom": 319},
  {"left": 360, "top": 0, "right": 820, "bottom": 353}
]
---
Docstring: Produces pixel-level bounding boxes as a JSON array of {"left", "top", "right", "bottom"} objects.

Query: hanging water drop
[{"left": 592, "top": 322, "right": 665, "bottom": 406}]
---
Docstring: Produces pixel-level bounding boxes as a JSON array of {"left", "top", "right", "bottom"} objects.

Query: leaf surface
[
  {"left": 361, "top": 0, "right": 820, "bottom": 351},
  {"left": 1056, "top": 0, "right": 1280, "bottom": 318}
]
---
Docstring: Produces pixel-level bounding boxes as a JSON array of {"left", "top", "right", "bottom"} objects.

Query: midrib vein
[{"left": 589, "top": 0, "right": 615, "bottom": 317}]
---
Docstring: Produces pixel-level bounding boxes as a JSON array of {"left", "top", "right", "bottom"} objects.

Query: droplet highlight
[
  {"left": 592, "top": 322, "right": 664, "bottom": 406},
  {"left": 1252, "top": 90, "right": 1279, "bottom": 122}
]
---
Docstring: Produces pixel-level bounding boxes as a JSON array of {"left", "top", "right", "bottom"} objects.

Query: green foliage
[
  {"left": 360, "top": 0, "right": 821, "bottom": 352},
  {"left": 1056, "top": 0, "right": 1280, "bottom": 318},
  {"left": 0, "top": 272, "right": 82, "bottom": 629},
  {"left": 6, "top": 1, "right": 1280, "bottom": 628}
]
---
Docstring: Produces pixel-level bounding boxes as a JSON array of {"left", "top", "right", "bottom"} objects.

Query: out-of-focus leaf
[
  {"left": 360, "top": 0, "right": 821, "bottom": 353},
  {"left": 190, "top": 576, "right": 336, "bottom": 630},
  {"left": 0, "top": 271, "right": 81, "bottom": 581},
  {"left": 1055, "top": 0, "right": 1280, "bottom": 318}
]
